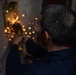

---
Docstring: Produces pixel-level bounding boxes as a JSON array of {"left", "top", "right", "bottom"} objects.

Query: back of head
[{"left": 41, "top": 4, "right": 76, "bottom": 46}]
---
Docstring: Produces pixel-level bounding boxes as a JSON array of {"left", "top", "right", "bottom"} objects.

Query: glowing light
[
  {"left": 35, "top": 18, "right": 38, "bottom": 20},
  {"left": 6, "top": 27, "right": 10, "bottom": 29},
  {"left": 32, "top": 37, "right": 35, "bottom": 40},
  {"left": 4, "top": 46, "right": 6, "bottom": 49},
  {"left": 22, "top": 25, "right": 25, "bottom": 28},
  {"left": 22, "top": 14, "right": 25, "bottom": 17},
  {"left": 17, "top": 20, "right": 20, "bottom": 23},
  {"left": 8, "top": 18, "right": 10, "bottom": 20},
  {"left": 23, "top": 29, "right": 26, "bottom": 31},
  {"left": 29, "top": 32, "right": 32, "bottom": 35},
  {"left": 27, "top": 35, "right": 30, "bottom": 38},
  {"left": 4, "top": 29, "right": 7, "bottom": 33},
  {"left": 9, "top": 38, "right": 11, "bottom": 41},
  {"left": 32, "top": 31, "right": 35, "bottom": 33},
  {"left": 28, "top": 27, "right": 31, "bottom": 30},
  {"left": 6, "top": 10, "right": 9, "bottom": 13},
  {"left": 16, "top": 16, "right": 19, "bottom": 20},
  {"left": 8, "top": 31, "right": 10, "bottom": 33},
  {"left": 12, "top": 20, "right": 16, "bottom": 24},
  {"left": 25, "top": 32, "right": 27, "bottom": 35},
  {"left": 11, "top": 35, "right": 14, "bottom": 38}
]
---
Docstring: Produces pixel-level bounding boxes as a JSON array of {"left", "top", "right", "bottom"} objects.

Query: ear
[
  {"left": 44, "top": 31, "right": 50, "bottom": 39},
  {"left": 44, "top": 31, "right": 52, "bottom": 41}
]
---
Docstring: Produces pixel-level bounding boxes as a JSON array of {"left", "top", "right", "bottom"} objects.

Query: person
[
  {"left": 6, "top": 4, "right": 76, "bottom": 75},
  {"left": 12, "top": 22, "right": 47, "bottom": 59},
  {"left": 24, "top": 37, "right": 47, "bottom": 64}
]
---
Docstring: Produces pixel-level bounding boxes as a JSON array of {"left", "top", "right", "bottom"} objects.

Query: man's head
[{"left": 40, "top": 4, "right": 76, "bottom": 47}]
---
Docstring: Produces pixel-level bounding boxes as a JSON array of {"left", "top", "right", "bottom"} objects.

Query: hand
[
  {"left": 11, "top": 35, "right": 23, "bottom": 45},
  {"left": 22, "top": 32, "right": 28, "bottom": 43}
]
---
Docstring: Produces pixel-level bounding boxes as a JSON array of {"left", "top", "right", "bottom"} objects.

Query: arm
[
  {"left": 6, "top": 45, "right": 22, "bottom": 75},
  {"left": 6, "top": 44, "right": 36, "bottom": 75},
  {"left": 26, "top": 39, "right": 47, "bottom": 58},
  {"left": 5, "top": 35, "right": 47, "bottom": 75},
  {"left": 5, "top": 35, "right": 34, "bottom": 75},
  {"left": 22, "top": 33, "right": 47, "bottom": 58}
]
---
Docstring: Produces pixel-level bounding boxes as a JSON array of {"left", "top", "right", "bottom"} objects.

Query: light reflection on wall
[{"left": 3, "top": 1, "right": 41, "bottom": 43}]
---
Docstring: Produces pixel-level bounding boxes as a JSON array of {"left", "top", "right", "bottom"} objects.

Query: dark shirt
[
  {"left": 26, "top": 39, "right": 47, "bottom": 58},
  {"left": 6, "top": 45, "right": 76, "bottom": 75}
]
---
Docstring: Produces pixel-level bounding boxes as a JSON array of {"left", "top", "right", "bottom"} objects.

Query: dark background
[{"left": 42, "top": 0, "right": 72, "bottom": 9}]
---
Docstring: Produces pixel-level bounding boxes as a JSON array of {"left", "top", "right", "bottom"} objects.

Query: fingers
[{"left": 11, "top": 31, "right": 28, "bottom": 45}]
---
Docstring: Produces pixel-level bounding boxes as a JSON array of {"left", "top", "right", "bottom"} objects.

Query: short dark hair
[{"left": 41, "top": 4, "right": 76, "bottom": 46}]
